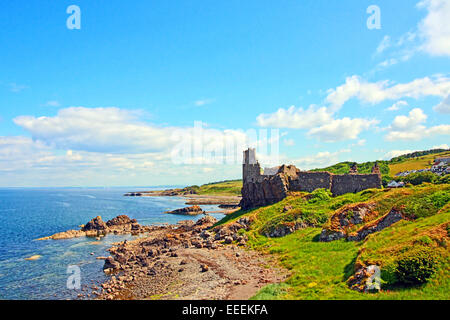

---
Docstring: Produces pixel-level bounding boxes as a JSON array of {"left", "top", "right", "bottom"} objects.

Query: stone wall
[
  {"left": 240, "top": 149, "right": 382, "bottom": 209},
  {"left": 289, "top": 171, "right": 332, "bottom": 192},
  {"left": 330, "top": 174, "right": 382, "bottom": 196}
]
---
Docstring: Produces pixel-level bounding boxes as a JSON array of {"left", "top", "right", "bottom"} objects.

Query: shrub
[
  {"left": 330, "top": 199, "right": 353, "bottom": 210},
  {"left": 400, "top": 171, "right": 436, "bottom": 186},
  {"left": 435, "top": 174, "right": 450, "bottom": 185},
  {"left": 394, "top": 248, "right": 439, "bottom": 285},
  {"left": 308, "top": 188, "right": 331, "bottom": 204}
]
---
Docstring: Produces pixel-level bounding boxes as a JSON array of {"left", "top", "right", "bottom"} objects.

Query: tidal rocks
[
  {"left": 166, "top": 205, "right": 205, "bottom": 216},
  {"left": 82, "top": 216, "right": 108, "bottom": 232},
  {"left": 37, "top": 215, "right": 151, "bottom": 241}
]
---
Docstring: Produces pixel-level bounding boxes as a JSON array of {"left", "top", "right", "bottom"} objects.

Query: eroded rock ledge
[{"left": 37, "top": 215, "right": 152, "bottom": 240}]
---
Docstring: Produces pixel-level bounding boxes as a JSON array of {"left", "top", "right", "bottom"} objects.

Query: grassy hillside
[
  {"left": 215, "top": 184, "right": 450, "bottom": 300},
  {"left": 186, "top": 180, "right": 242, "bottom": 196},
  {"left": 388, "top": 150, "right": 450, "bottom": 176}
]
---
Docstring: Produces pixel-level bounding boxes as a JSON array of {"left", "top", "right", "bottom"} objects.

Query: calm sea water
[{"left": 0, "top": 188, "right": 225, "bottom": 300}]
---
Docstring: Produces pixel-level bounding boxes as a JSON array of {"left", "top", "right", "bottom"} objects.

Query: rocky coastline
[
  {"left": 93, "top": 215, "right": 286, "bottom": 300},
  {"left": 37, "top": 215, "right": 153, "bottom": 241}
]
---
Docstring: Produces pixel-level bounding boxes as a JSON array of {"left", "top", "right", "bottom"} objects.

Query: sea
[{"left": 0, "top": 187, "right": 225, "bottom": 300}]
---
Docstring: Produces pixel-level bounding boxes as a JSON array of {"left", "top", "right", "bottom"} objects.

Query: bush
[
  {"left": 308, "top": 188, "right": 331, "bottom": 204},
  {"left": 400, "top": 172, "right": 436, "bottom": 185},
  {"left": 394, "top": 248, "right": 439, "bottom": 285},
  {"left": 435, "top": 174, "right": 450, "bottom": 185}
]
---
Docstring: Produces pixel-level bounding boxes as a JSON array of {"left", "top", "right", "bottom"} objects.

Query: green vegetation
[
  {"left": 215, "top": 183, "right": 450, "bottom": 300},
  {"left": 185, "top": 179, "right": 242, "bottom": 196},
  {"left": 311, "top": 161, "right": 390, "bottom": 175},
  {"left": 388, "top": 150, "right": 450, "bottom": 176}
]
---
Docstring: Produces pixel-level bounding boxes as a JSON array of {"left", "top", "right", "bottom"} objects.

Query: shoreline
[{"left": 93, "top": 216, "right": 287, "bottom": 300}]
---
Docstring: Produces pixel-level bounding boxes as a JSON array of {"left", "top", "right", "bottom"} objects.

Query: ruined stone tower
[
  {"left": 243, "top": 148, "right": 262, "bottom": 184},
  {"left": 349, "top": 163, "right": 358, "bottom": 174},
  {"left": 371, "top": 162, "right": 381, "bottom": 176}
]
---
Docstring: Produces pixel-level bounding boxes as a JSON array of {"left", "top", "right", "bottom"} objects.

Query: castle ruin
[{"left": 240, "top": 148, "right": 382, "bottom": 209}]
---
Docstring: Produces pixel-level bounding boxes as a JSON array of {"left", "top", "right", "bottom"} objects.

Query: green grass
[
  {"left": 214, "top": 184, "right": 450, "bottom": 300},
  {"left": 187, "top": 180, "right": 242, "bottom": 196},
  {"left": 388, "top": 151, "right": 450, "bottom": 176}
]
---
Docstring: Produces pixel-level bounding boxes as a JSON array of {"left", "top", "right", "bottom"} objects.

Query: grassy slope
[
  {"left": 388, "top": 151, "right": 450, "bottom": 176},
  {"left": 194, "top": 180, "right": 242, "bottom": 196},
  {"left": 215, "top": 184, "right": 450, "bottom": 300}
]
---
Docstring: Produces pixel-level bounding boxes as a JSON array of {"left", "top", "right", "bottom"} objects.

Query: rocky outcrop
[
  {"left": 320, "top": 204, "right": 406, "bottom": 242},
  {"left": 264, "top": 221, "right": 310, "bottom": 238},
  {"left": 165, "top": 205, "right": 205, "bottom": 216},
  {"left": 319, "top": 203, "right": 377, "bottom": 242},
  {"left": 347, "top": 208, "right": 405, "bottom": 241},
  {"left": 37, "top": 215, "right": 152, "bottom": 240},
  {"left": 82, "top": 216, "right": 108, "bottom": 232},
  {"left": 347, "top": 264, "right": 381, "bottom": 292}
]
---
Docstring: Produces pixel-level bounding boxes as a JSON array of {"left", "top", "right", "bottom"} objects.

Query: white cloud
[
  {"left": 14, "top": 107, "right": 177, "bottom": 154},
  {"left": 292, "top": 149, "right": 351, "bottom": 170},
  {"left": 256, "top": 105, "right": 332, "bottom": 129},
  {"left": 308, "top": 118, "right": 379, "bottom": 142},
  {"left": 433, "top": 95, "right": 450, "bottom": 114},
  {"left": 387, "top": 100, "right": 409, "bottom": 111},
  {"left": 375, "top": 35, "right": 391, "bottom": 55},
  {"left": 44, "top": 100, "right": 61, "bottom": 107},
  {"left": 385, "top": 108, "right": 450, "bottom": 141},
  {"left": 418, "top": 0, "right": 450, "bottom": 56},
  {"left": 194, "top": 98, "right": 214, "bottom": 106},
  {"left": 283, "top": 138, "right": 295, "bottom": 147},
  {"left": 383, "top": 149, "right": 415, "bottom": 160},
  {"left": 326, "top": 75, "right": 450, "bottom": 110},
  {"left": 433, "top": 143, "right": 449, "bottom": 149}
]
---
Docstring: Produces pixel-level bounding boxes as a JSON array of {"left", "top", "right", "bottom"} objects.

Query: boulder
[
  {"left": 166, "top": 205, "right": 205, "bottom": 216},
  {"left": 82, "top": 216, "right": 108, "bottom": 231}
]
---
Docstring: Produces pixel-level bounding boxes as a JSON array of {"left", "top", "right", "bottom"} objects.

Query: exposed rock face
[
  {"left": 82, "top": 216, "right": 108, "bottom": 232},
  {"left": 265, "top": 222, "right": 309, "bottom": 238},
  {"left": 348, "top": 265, "right": 381, "bottom": 292},
  {"left": 106, "top": 215, "right": 137, "bottom": 227},
  {"left": 166, "top": 205, "right": 205, "bottom": 216},
  {"left": 37, "top": 215, "right": 152, "bottom": 240},
  {"left": 347, "top": 208, "right": 405, "bottom": 242},
  {"left": 319, "top": 203, "right": 377, "bottom": 242},
  {"left": 320, "top": 204, "right": 406, "bottom": 242}
]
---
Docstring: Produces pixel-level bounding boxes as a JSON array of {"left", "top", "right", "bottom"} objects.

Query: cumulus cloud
[
  {"left": 387, "top": 100, "right": 409, "bottom": 111},
  {"left": 292, "top": 149, "right": 351, "bottom": 170},
  {"left": 256, "top": 105, "right": 332, "bottom": 129},
  {"left": 385, "top": 108, "right": 450, "bottom": 141},
  {"left": 433, "top": 143, "right": 449, "bottom": 149},
  {"left": 326, "top": 75, "right": 450, "bottom": 110},
  {"left": 383, "top": 149, "right": 415, "bottom": 160},
  {"left": 13, "top": 107, "right": 176, "bottom": 154},
  {"left": 308, "top": 118, "right": 379, "bottom": 142},
  {"left": 433, "top": 95, "right": 450, "bottom": 114},
  {"left": 418, "top": 0, "right": 450, "bottom": 56}
]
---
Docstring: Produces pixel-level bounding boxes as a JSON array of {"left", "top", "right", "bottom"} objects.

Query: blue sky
[{"left": 0, "top": 0, "right": 449, "bottom": 187}]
